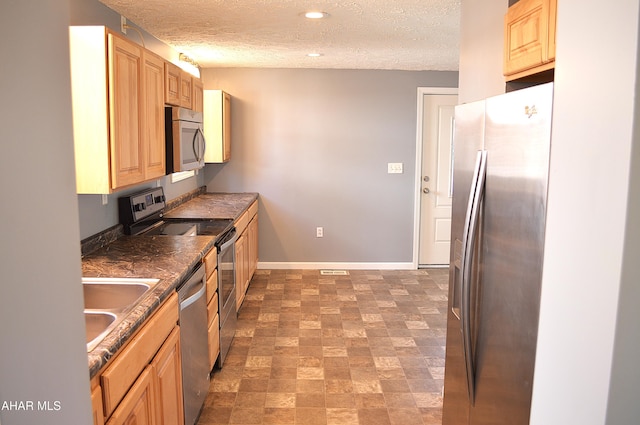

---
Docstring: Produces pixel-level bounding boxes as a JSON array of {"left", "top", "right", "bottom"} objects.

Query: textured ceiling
[{"left": 100, "top": 0, "right": 461, "bottom": 71}]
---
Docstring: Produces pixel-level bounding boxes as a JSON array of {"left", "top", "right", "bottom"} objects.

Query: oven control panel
[{"left": 118, "top": 187, "right": 166, "bottom": 232}]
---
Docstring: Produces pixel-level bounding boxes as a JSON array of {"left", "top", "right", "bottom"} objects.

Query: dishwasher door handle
[{"left": 180, "top": 280, "right": 206, "bottom": 310}]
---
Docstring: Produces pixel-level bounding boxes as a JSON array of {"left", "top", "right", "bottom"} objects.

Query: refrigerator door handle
[{"left": 460, "top": 149, "right": 487, "bottom": 405}]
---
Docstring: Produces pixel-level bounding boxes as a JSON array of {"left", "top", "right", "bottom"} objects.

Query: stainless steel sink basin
[
  {"left": 85, "top": 311, "right": 117, "bottom": 351},
  {"left": 83, "top": 277, "right": 160, "bottom": 351},
  {"left": 83, "top": 277, "right": 159, "bottom": 310}
]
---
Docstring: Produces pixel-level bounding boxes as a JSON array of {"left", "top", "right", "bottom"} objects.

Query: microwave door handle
[
  {"left": 192, "top": 129, "right": 199, "bottom": 161},
  {"left": 199, "top": 128, "right": 206, "bottom": 161},
  {"left": 192, "top": 128, "right": 205, "bottom": 162},
  {"left": 200, "top": 131, "right": 207, "bottom": 159}
]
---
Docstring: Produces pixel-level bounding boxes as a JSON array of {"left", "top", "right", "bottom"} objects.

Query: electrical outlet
[
  {"left": 120, "top": 16, "right": 127, "bottom": 34},
  {"left": 316, "top": 227, "right": 324, "bottom": 238},
  {"left": 101, "top": 194, "right": 108, "bottom": 205},
  {"left": 387, "top": 162, "right": 403, "bottom": 174}
]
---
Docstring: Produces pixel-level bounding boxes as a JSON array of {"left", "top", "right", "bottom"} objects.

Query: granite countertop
[
  {"left": 83, "top": 235, "right": 216, "bottom": 378},
  {"left": 83, "top": 191, "right": 258, "bottom": 379},
  {"left": 164, "top": 192, "right": 258, "bottom": 220}
]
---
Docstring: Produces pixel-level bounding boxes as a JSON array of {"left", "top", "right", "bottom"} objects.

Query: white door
[{"left": 419, "top": 94, "right": 457, "bottom": 265}]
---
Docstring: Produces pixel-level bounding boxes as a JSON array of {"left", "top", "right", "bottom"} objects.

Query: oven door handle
[{"left": 217, "top": 228, "right": 238, "bottom": 252}]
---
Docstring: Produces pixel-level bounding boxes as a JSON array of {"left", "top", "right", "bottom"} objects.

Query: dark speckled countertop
[
  {"left": 83, "top": 235, "right": 216, "bottom": 378},
  {"left": 164, "top": 192, "right": 258, "bottom": 220},
  {"left": 83, "top": 191, "right": 258, "bottom": 379}
]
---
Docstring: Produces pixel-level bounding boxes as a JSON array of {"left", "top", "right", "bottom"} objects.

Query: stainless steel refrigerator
[{"left": 442, "top": 83, "right": 553, "bottom": 425}]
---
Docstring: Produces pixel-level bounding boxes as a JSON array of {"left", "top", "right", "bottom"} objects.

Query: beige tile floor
[{"left": 197, "top": 268, "right": 449, "bottom": 425}]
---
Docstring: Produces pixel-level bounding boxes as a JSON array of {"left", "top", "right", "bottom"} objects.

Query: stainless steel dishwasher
[{"left": 178, "top": 264, "right": 209, "bottom": 425}]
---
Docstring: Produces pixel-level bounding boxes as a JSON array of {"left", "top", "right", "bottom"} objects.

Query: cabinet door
[
  {"left": 179, "top": 71, "right": 193, "bottom": 108},
  {"left": 547, "top": 0, "right": 557, "bottom": 61},
  {"left": 69, "top": 26, "right": 111, "bottom": 194},
  {"left": 142, "top": 51, "right": 166, "bottom": 180},
  {"left": 204, "top": 247, "right": 218, "bottom": 278},
  {"left": 164, "top": 62, "right": 181, "bottom": 106},
  {"left": 248, "top": 216, "right": 258, "bottom": 281},
  {"left": 152, "top": 326, "right": 184, "bottom": 425},
  {"left": 91, "top": 385, "right": 105, "bottom": 425},
  {"left": 222, "top": 92, "right": 231, "bottom": 162},
  {"left": 206, "top": 269, "right": 219, "bottom": 305},
  {"left": 208, "top": 313, "right": 220, "bottom": 371},
  {"left": 503, "top": 0, "right": 554, "bottom": 78},
  {"left": 192, "top": 78, "right": 204, "bottom": 113},
  {"left": 203, "top": 90, "right": 231, "bottom": 163},
  {"left": 235, "top": 232, "right": 247, "bottom": 312},
  {"left": 106, "top": 366, "right": 156, "bottom": 425},
  {"left": 108, "top": 34, "right": 145, "bottom": 189},
  {"left": 101, "top": 293, "right": 179, "bottom": 417}
]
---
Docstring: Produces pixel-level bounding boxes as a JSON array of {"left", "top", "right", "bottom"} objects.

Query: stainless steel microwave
[{"left": 165, "top": 106, "right": 206, "bottom": 173}]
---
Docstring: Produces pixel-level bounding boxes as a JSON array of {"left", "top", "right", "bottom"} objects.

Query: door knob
[{"left": 423, "top": 188, "right": 430, "bottom": 194}]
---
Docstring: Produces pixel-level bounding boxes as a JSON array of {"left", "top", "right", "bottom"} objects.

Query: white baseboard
[{"left": 257, "top": 262, "right": 415, "bottom": 270}]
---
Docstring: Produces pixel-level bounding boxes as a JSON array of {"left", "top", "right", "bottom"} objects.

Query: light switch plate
[{"left": 388, "top": 163, "right": 403, "bottom": 174}]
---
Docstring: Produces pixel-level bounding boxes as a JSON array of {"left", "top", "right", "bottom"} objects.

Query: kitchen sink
[
  {"left": 85, "top": 311, "right": 117, "bottom": 351},
  {"left": 83, "top": 277, "right": 160, "bottom": 352},
  {"left": 83, "top": 277, "right": 159, "bottom": 310}
]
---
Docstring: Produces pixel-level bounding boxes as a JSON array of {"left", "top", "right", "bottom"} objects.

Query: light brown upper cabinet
[
  {"left": 141, "top": 51, "right": 166, "bottom": 182},
  {"left": 164, "top": 61, "right": 182, "bottom": 107},
  {"left": 179, "top": 71, "right": 193, "bottom": 108},
  {"left": 203, "top": 90, "right": 231, "bottom": 163},
  {"left": 503, "top": 0, "right": 557, "bottom": 81},
  {"left": 192, "top": 78, "right": 204, "bottom": 113},
  {"left": 69, "top": 27, "right": 165, "bottom": 194},
  {"left": 164, "top": 61, "right": 202, "bottom": 111}
]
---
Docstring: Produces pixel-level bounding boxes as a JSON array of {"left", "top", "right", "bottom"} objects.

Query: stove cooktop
[
  {"left": 119, "top": 187, "right": 233, "bottom": 238},
  {"left": 143, "top": 219, "right": 233, "bottom": 237}
]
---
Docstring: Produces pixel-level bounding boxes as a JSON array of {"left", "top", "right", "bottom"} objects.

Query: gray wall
[
  {"left": 77, "top": 175, "right": 204, "bottom": 239},
  {"left": 0, "top": 1, "right": 92, "bottom": 423},
  {"left": 201, "top": 68, "right": 458, "bottom": 266},
  {"left": 70, "top": 0, "right": 205, "bottom": 240},
  {"left": 458, "top": 0, "right": 640, "bottom": 423}
]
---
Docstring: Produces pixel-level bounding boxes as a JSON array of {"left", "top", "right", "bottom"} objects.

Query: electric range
[
  {"left": 118, "top": 186, "right": 238, "bottom": 382},
  {"left": 118, "top": 187, "right": 233, "bottom": 237}
]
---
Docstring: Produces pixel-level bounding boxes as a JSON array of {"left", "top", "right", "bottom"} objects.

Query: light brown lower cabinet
[
  {"left": 248, "top": 215, "right": 258, "bottom": 280},
  {"left": 91, "top": 385, "right": 105, "bottom": 425},
  {"left": 234, "top": 201, "right": 259, "bottom": 312},
  {"left": 204, "top": 248, "right": 220, "bottom": 371},
  {"left": 151, "top": 327, "right": 184, "bottom": 424},
  {"left": 92, "top": 293, "right": 183, "bottom": 425},
  {"left": 208, "top": 312, "right": 220, "bottom": 370},
  {"left": 235, "top": 231, "right": 248, "bottom": 312},
  {"left": 106, "top": 366, "right": 156, "bottom": 425}
]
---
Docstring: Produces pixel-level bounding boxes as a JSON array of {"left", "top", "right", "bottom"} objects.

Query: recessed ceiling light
[
  {"left": 307, "top": 53, "right": 323, "bottom": 57},
  {"left": 304, "top": 11, "right": 329, "bottom": 19}
]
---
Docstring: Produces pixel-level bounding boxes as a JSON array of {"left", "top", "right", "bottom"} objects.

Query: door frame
[{"left": 413, "top": 87, "right": 459, "bottom": 269}]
